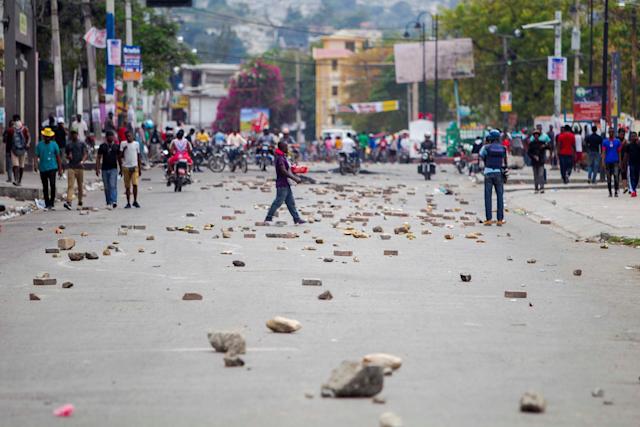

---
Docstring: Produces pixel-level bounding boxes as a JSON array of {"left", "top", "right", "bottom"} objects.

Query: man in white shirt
[
  {"left": 341, "top": 132, "right": 357, "bottom": 155},
  {"left": 119, "top": 130, "right": 142, "bottom": 208},
  {"left": 71, "top": 114, "right": 89, "bottom": 143}
]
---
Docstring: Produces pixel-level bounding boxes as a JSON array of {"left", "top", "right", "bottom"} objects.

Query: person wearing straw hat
[{"left": 35, "top": 128, "right": 63, "bottom": 210}]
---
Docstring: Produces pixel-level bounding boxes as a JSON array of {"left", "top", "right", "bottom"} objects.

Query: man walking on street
[
  {"left": 547, "top": 124, "right": 557, "bottom": 168},
  {"left": 64, "top": 129, "right": 88, "bottom": 210},
  {"left": 602, "top": 127, "right": 621, "bottom": 197},
  {"left": 119, "top": 130, "right": 142, "bottom": 208},
  {"left": 264, "top": 141, "right": 305, "bottom": 225},
  {"left": 480, "top": 129, "right": 507, "bottom": 226},
  {"left": 585, "top": 125, "right": 602, "bottom": 184},
  {"left": 96, "top": 131, "right": 120, "bottom": 208},
  {"left": 557, "top": 125, "right": 576, "bottom": 184},
  {"left": 624, "top": 131, "right": 640, "bottom": 197},
  {"left": 3, "top": 119, "right": 14, "bottom": 183},
  {"left": 527, "top": 129, "right": 548, "bottom": 193},
  {"left": 71, "top": 114, "right": 89, "bottom": 146},
  {"left": 35, "top": 128, "right": 63, "bottom": 210},
  {"left": 7, "top": 115, "right": 30, "bottom": 186}
]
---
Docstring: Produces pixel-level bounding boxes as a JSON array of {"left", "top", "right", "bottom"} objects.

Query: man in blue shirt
[
  {"left": 602, "top": 127, "right": 621, "bottom": 197},
  {"left": 35, "top": 128, "right": 63, "bottom": 210},
  {"left": 480, "top": 129, "right": 508, "bottom": 226}
]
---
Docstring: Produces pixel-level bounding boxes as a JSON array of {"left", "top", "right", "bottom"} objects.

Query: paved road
[{"left": 1, "top": 163, "right": 639, "bottom": 426}]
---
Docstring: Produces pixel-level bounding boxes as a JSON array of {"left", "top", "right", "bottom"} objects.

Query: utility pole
[
  {"left": 573, "top": 0, "right": 581, "bottom": 87},
  {"left": 631, "top": 7, "right": 638, "bottom": 118},
  {"left": 433, "top": 13, "right": 439, "bottom": 148},
  {"left": 82, "top": 0, "right": 101, "bottom": 139},
  {"left": 501, "top": 36, "right": 509, "bottom": 129},
  {"left": 106, "top": 0, "right": 115, "bottom": 96},
  {"left": 294, "top": 50, "right": 302, "bottom": 144},
  {"left": 51, "top": 0, "right": 64, "bottom": 118},
  {"left": 0, "top": 0, "right": 5, "bottom": 174},
  {"left": 602, "top": 0, "right": 609, "bottom": 123},
  {"left": 589, "top": 0, "right": 594, "bottom": 85},
  {"left": 554, "top": 10, "right": 562, "bottom": 121},
  {"left": 125, "top": 0, "right": 135, "bottom": 123}
]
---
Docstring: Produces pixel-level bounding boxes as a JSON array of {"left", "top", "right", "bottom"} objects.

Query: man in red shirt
[{"left": 557, "top": 125, "right": 576, "bottom": 183}]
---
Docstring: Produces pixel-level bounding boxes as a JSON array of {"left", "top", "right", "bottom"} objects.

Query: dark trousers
[
  {"left": 265, "top": 186, "right": 301, "bottom": 222},
  {"left": 629, "top": 164, "right": 639, "bottom": 192},
  {"left": 40, "top": 169, "right": 57, "bottom": 208},
  {"left": 484, "top": 172, "right": 504, "bottom": 221},
  {"left": 4, "top": 152, "right": 12, "bottom": 181},
  {"left": 532, "top": 165, "right": 545, "bottom": 190},
  {"left": 559, "top": 155, "right": 573, "bottom": 183},
  {"left": 606, "top": 163, "right": 620, "bottom": 194}
]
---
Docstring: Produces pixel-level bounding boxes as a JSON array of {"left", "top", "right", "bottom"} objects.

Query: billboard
[
  {"left": 574, "top": 86, "right": 602, "bottom": 122},
  {"left": 15, "top": 0, "right": 34, "bottom": 47},
  {"left": 107, "top": 39, "right": 122, "bottom": 66},
  {"left": 547, "top": 56, "right": 567, "bottom": 81},
  {"left": 500, "top": 92, "right": 512, "bottom": 113},
  {"left": 123, "top": 45, "right": 142, "bottom": 82},
  {"left": 240, "top": 108, "right": 269, "bottom": 133},
  {"left": 350, "top": 100, "right": 399, "bottom": 114},
  {"left": 394, "top": 38, "right": 475, "bottom": 84}
]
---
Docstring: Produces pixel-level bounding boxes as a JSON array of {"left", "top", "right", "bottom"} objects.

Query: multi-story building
[{"left": 312, "top": 30, "right": 380, "bottom": 138}]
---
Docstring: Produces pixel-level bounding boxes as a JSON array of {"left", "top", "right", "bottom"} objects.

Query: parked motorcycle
[
  {"left": 208, "top": 146, "right": 248, "bottom": 173},
  {"left": 417, "top": 148, "right": 436, "bottom": 180},
  {"left": 338, "top": 152, "right": 360, "bottom": 175},
  {"left": 192, "top": 145, "right": 213, "bottom": 172}
]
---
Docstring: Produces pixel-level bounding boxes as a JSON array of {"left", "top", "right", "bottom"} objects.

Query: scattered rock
[
  {"left": 232, "top": 260, "right": 246, "bottom": 267},
  {"left": 379, "top": 411, "right": 403, "bottom": 427},
  {"left": 304, "top": 392, "right": 315, "bottom": 399},
  {"left": 383, "top": 250, "right": 398, "bottom": 256},
  {"left": 103, "top": 249, "right": 111, "bottom": 256},
  {"left": 57, "top": 238, "right": 76, "bottom": 250},
  {"left": 540, "top": 219, "right": 552, "bottom": 225},
  {"left": 266, "top": 316, "right": 302, "bottom": 333},
  {"left": 45, "top": 248, "right": 59, "bottom": 254},
  {"left": 573, "top": 269, "right": 582, "bottom": 276},
  {"left": 182, "top": 293, "right": 202, "bottom": 301},
  {"left": 302, "top": 278, "right": 322, "bottom": 286},
  {"left": 362, "top": 353, "right": 402, "bottom": 371},
  {"left": 133, "top": 225, "right": 146, "bottom": 230},
  {"left": 138, "top": 248, "right": 145, "bottom": 253},
  {"left": 526, "top": 258, "right": 537, "bottom": 264},
  {"left": 61, "top": 282, "right": 73, "bottom": 289},
  {"left": 33, "top": 275, "right": 57, "bottom": 286},
  {"left": 460, "top": 273, "right": 471, "bottom": 282},
  {"left": 29, "top": 293, "right": 41, "bottom": 301},
  {"left": 85, "top": 252, "right": 99, "bottom": 260},
  {"left": 507, "top": 256, "right": 513, "bottom": 261},
  {"left": 600, "top": 243, "right": 609, "bottom": 249},
  {"left": 186, "top": 213, "right": 196, "bottom": 217},
  {"left": 315, "top": 238, "right": 324, "bottom": 244},
  {"left": 444, "top": 234, "right": 454, "bottom": 240},
  {"left": 372, "top": 226, "right": 384, "bottom": 233},
  {"left": 519, "top": 391, "right": 546, "bottom": 413},
  {"left": 591, "top": 388, "right": 604, "bottom": 398},
  {"left": 321, "top": 361, "right": 384, "bottom": 398},
  {"left": 224, "top": 355, "right": 245, "bottom": 367},
  {"left": 505, "top": 290, "right": 527, "bottom": 298},
  {"left": 334, "top": 250, "right": 353, "bottom": 257},
  {"left": 323, "top": 257, "right": 334, "bottom": 263},
  {"left": 244, "top": 233, "right": 256, "bottom": 239},
  {"left": 80, "top": 232, "right": 88, "bottom": 237},
  {"left": 372, "top": 396, "right": 386, "bottom": 404},
  {"left": 318, "top": 291, "right": 333, "bottom": 300},
  {"left": 207, "top": 331, "right": 246, "bottom": 355},
  {"left": 380, "top": 234, "right": 391, "bottom": 240},
  {"left": 146, "top": 235, "right": 155, "bottom": 241},
  {"left": 68, "top": 252, "right": 85, "bottom": 261}
]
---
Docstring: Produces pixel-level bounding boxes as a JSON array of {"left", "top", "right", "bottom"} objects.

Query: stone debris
[
  {"left": 276, "top": 245, "right": 288, "bottom": 250},
  {"left": 232, "top": 260, "right": 246, "bottom": 267},
  {"left": 600, "top": 243, "right": 609, "bottom": 249},
  {"left": 302, "top": 278, "right": 322, "bottom": 286},
  {"left": 334, "top": 250, "right": 353, "bottom": 257},
  {"left": 318, "top": 291, "right": 333, "bottom": 300},
  {"left": 372, "top": 396, "right": 386, "bottom": 404},
  {"left": 266, "top": 316, "right": 302, "bottom": 333},
  {"left": 505, "top": 290, "right": 527, "bottom": 298},
  {"left": 57, "top": 238, "right": 76, "bottom": 250},
  {"left": 207, "top": 331, "right": 246, "bottom": 355},
  {"left": 68, "top": 252, "right": 85, "bottom": 261},
  {"left": 323, "top": 257, "right": 334, "bottom": 263},
  {"left": 62, "top": 282, "right": 73, "bottom": 289},
  {"left": 444, "top": 234, "right": 454, "bottom": 240},
  {"left": 379, "top": 411, "right": 403, "bottom": 427},
  {"left": 372, "top": 226, "right": 384, "bottom": 233},
  {"left": 304, "top": 392, "right": 314, "bottom": 399},
  {"left": 460, "top": 273, "right": 471, "bottom": 282},
  {"left": 383, "top": 250, "right": 398, "bottom": 256},
  {"left": 133, "top": 225, "right": 146, "bottom": 230},
  {"left": 186, "top": 213, "right": 196, "bottom": 217},
  {"left": 519, "top": 391, "right": 546, "bottom": 413},
  {"left": 380, "top": 234, "right": 391, "bottom": 240},
  {"left": 526, "top": 258, "right": 537, "bottom": 264},
  {"left": 103, "top": 249, "right": 111, "bottom": 256},
  {"left": 393, "top": 223, "right": 411, "bottom": 235},
  {"left": 362, "top": 353, "right": 402, "bottom": 371},
  {"left": 321, "top": 361, "right": 383, "bottom": 398},
  {"left": 138, "top": 248, "right": 145, "bottom": 253},
  {"left": 182, "top": 293, "right": 202, "bottom": 301},
  {"left": 244, "top": 233, "right": 256, "bottom": 239},
  {"left": 80, "top": 232, "right": 89, "bottom": 237},
  {"left": 85, "top": 252, "right": 99, "bottom": 260},
  {"left": 33, "top": 273, "right": 56, "bottom": 286},
  {"left": 540, "top": 219, "right": 552, "bottom": 225},
  {"left": 573, "top": 269, "right": 582, "bottom": 276},
  {"left": 29, "top": 293, "right": 41, "bottom": 301},
  {"left": 591, "top": 388, "right": 604, "bottom": 398},
  {"left": 146, "top": 235, "right": 155, "bottom": 241},
  {"left": 224, "top": 355, "right": 245, "bottom": 367},
  {"left": 45, "top": 248, "right": 59, "bottom": 254}
]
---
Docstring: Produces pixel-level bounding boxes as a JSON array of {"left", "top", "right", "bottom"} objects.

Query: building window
[
  {"left": 331, "top": 60, "right": 338, "bottom": 71},
  {"left": 345, "top": 41, "right": 355, "bottom": 52},
  {"left": 331, "top": 115, "right": 336, "bottom": 125},
  {"left": 331, "top": 86, "right": 338, "bottom": 96}
]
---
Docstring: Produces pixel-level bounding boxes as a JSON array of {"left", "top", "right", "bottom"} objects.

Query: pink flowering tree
[{"left": 213, "top": 59, "right": 296, "bottom": 132}]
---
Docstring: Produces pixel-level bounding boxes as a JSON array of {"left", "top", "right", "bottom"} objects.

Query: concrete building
[
  {"left": 179, "top": 63, "right": 239, "bottom": 130},
  {"left": 312, "top": 30, "right": 381, "bottom": 138}
]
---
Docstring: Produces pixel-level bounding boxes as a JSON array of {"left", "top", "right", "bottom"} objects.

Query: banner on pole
[
  {"left": 123, "top": 45, "right": 142, "bottom": 81},
  {"left": 610, "top": 52, "right": 621, "bottom": 118},
  {"left": 547, "top": 56, "right": 567, "bottom": 81},
  {"left": 83, "top": 27, "right": 107, "bottom": 48},
  {"left": 107, "top": 39, "right": 122, "bottom": 66},
  {"left": 500, "top": 91, "right": 512, "bottom": 112},
  {"left": 348, "top": 100, "right": 399, "bottom": 114},
  {"left": 573, "top": 86, "right": 603, "bottom": 121}
]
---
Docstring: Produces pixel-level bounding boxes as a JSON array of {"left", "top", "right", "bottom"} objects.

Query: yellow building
[{"left": 312, "top": 30, "right": 380, "bottom": 138}]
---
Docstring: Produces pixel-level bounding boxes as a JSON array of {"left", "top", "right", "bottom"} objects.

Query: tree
[{"left": 213, "top": 59, "right": 295, "bottom": 132}]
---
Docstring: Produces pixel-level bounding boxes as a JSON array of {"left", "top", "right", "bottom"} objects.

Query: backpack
[
  {"left": 485, "top": 143, "right": 506, "bottom": 169},
  {"left": 12, "top": 129, "right": 26, "bottom": 155}
]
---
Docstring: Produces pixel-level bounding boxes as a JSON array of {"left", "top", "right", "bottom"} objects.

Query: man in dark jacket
[
  {"left": 264, "top": 141, "right": 305, "bottom": 224},
  {"left": 527, "top": 129, "right": 549, "bottom": 193}
]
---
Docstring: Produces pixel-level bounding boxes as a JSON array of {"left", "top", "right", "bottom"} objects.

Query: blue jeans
[
  {"left": 102, "top": 168, "right": 118, "bottom": 205},
  {"left": 559, "top": 155, "right": 573, "bottom": 183},
  {"left": 484, "top": 172, "right": 504, "bottom": 221},
  {"left": 265, "top": 186, "right": 301, "bottom": 222},
  {"left": 587, "top": 151, "right": 600, "bottom": 183}
]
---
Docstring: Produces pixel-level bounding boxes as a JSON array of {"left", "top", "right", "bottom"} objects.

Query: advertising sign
[
  {"left": 394, "top": 38, "right": 475, "bottom": 83},
  {"left": 350, "top": 100, "right": 399, "bottom": 114},
  {"left": 123, "top": 45, "right": 142, "bottom": 81},
  {"left": 15, "top": 0, "right": 33, "bottom": 47},
  {"left": 573, "top": 86, "right": 602, "bottom": 121},
  {"left": 240, "top": 108, "right": 270, "bottom": 133},
  {"left": 500, "top": 91, "right": 512, "bottom": 113},
  {"left": 84, "top": 27, "right": 107, "bottom": 49},
  {"left": 107, "top": 39, "right": 122, "bottom": 66},
  {"left": 547, "top": 56, "right": 567, "bottom": 81}
]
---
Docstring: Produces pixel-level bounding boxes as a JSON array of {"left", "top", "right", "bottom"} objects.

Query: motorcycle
[
  {"left": 165, "top": 156, "right": 192, "bottom": 192},
  {"left": 192, "top": 144, "right": 213, "bottom": 172},
  {"left": 208, "top": 146, "right": 248, "bottom": 173},
  {"left": 338, "top": 151, "right": 360, "bottom": 175},
  {"left": 417, "top": 149, "right": 436, "bottom": 180},
  {"left": 255, "top": 143, "right": 274, "bottom": 171}
]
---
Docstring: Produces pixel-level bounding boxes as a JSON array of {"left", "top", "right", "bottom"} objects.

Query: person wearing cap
[
  {"left": 63, "top": 129, "right": 88, "bottom": 210},
  {"left": 54, "top": 118, "right": 67, "bottom": 152},
  {"left": 35, "top": 128, "right": 63, "bottom": 210},
  {"left": 527, "top": 128, "right": 549, "bottom": 193}
]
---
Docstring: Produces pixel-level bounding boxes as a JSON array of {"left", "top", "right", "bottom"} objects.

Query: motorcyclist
[
  {"left": 167, "top": 129, "right": 193, "bottom": 179},
  {"left": 420, "top": 132, "right": 434, "bottom": 151},
  {"left": 341, "top": 132, "right": 358, "bottom": 161},
  {"left": 257, "top": 127, "right": 275, "bottom": 149}
]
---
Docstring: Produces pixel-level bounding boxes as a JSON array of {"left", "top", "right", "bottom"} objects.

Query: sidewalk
[{"left": 508, "top": 187, "right": 640, "bottom": 240}]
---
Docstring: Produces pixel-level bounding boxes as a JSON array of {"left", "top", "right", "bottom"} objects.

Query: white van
[{"left": 321, "top": 128, "right": 356, "bottom": 142}]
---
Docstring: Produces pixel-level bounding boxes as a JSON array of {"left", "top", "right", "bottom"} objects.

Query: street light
[{"left": 487, "top": 26, "right": 524, "bottom": 129}]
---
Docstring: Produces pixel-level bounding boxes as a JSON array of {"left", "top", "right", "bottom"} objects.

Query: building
[
  {"left": 178, "top": 63, "right": 239, "bottom": 129},
  {"left": 312, "top": 30, "right": 381, "bottom": 138}
]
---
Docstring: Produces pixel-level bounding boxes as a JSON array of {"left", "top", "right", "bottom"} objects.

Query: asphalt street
[{"left": 1, "top": 163, "right": 639, "bottom": 426}]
